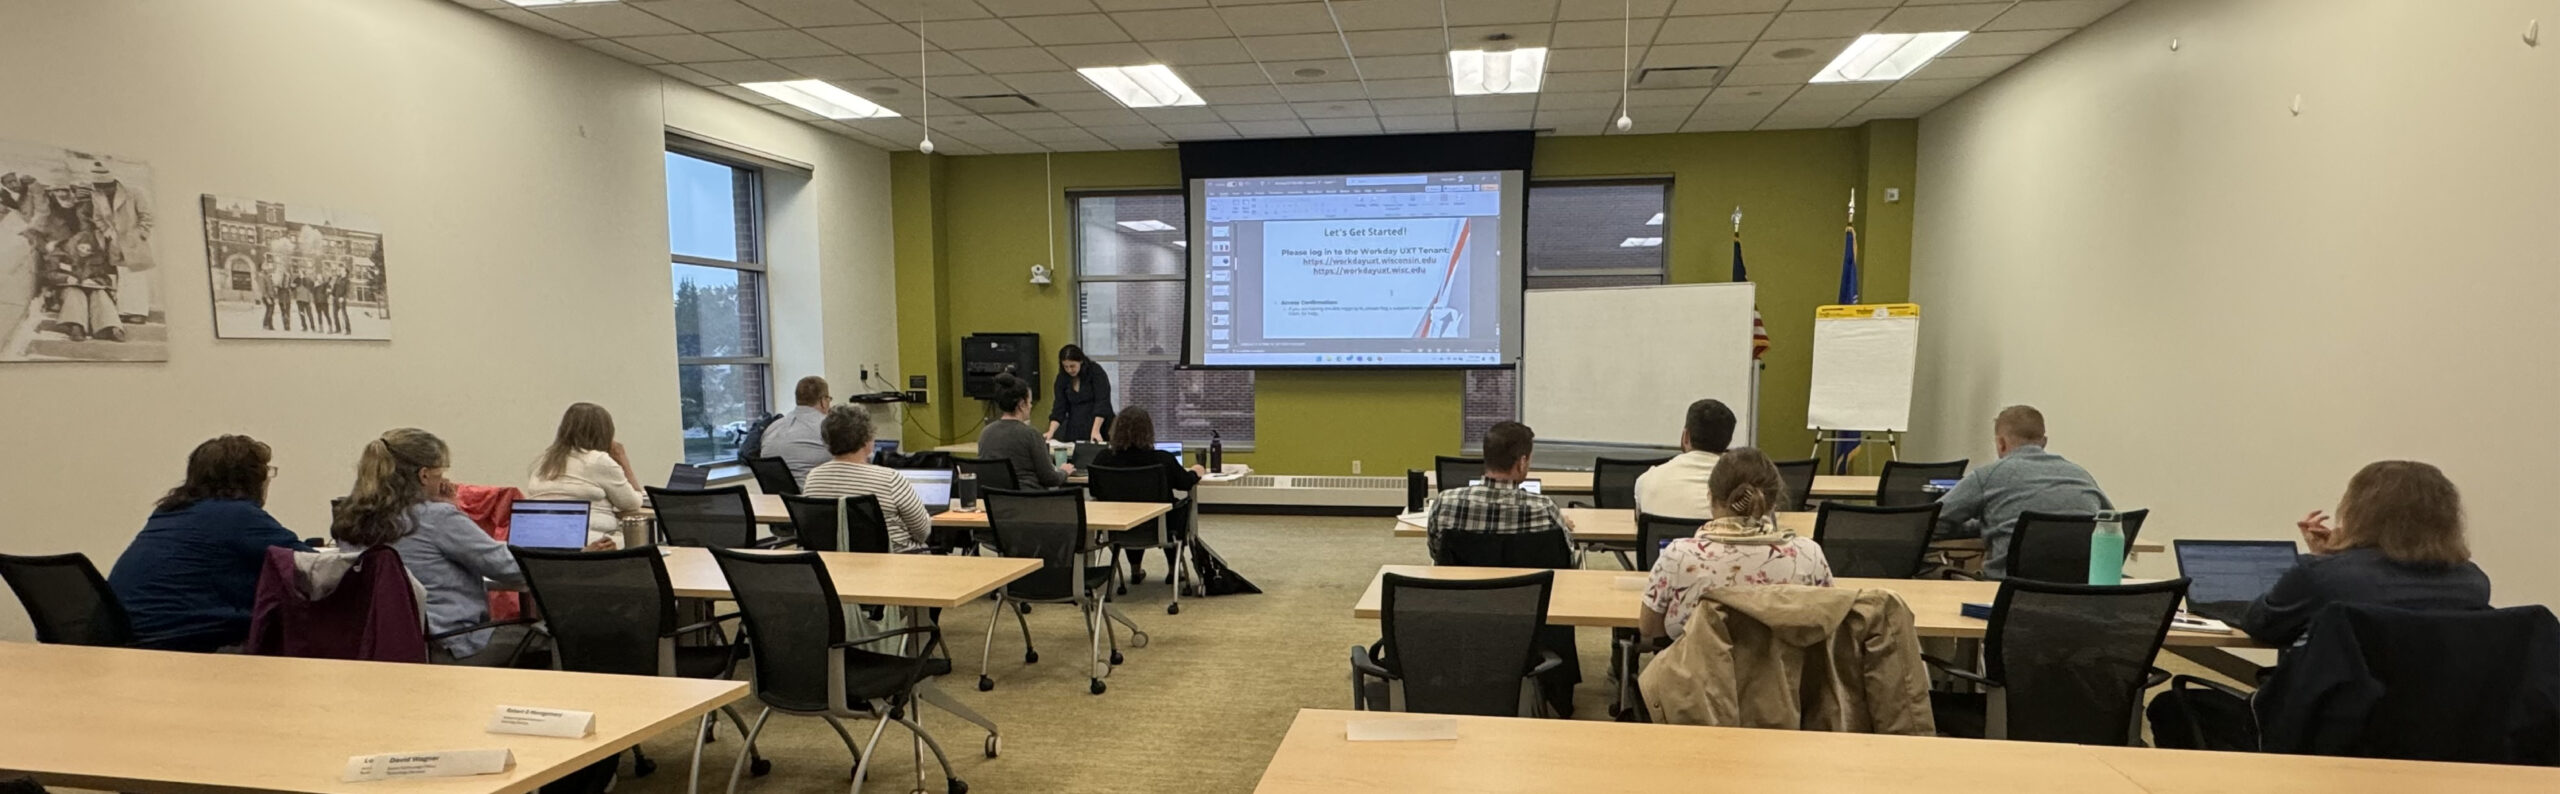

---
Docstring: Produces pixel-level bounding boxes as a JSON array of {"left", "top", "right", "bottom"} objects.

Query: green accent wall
[{"left": 893, "top": 123, "right": 1917, "bottom": 474}]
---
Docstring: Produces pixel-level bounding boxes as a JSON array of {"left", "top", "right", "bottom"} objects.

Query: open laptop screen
[
  {"left": 2175, "top": 540, "right": 2301, "bottom": 623},
  {"left": 666, "top": 463, "right": 709, "bottom": 491},
  {"left": 1153, "top": 442, "right": 1184, "bottom": 456},
  {"left": 509, "top": 500, "right": 593, "bottom": 549},
  {"left": 900, "top": 469, "right": 953, "bottom": 513}
]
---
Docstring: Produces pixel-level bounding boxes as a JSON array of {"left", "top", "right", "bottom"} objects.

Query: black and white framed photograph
[
  {"left": 0, "top": 138, "right": 166, "bottom": 362},
  {"left": 200, "top": 194, "right": 389, "bottom": 340}
]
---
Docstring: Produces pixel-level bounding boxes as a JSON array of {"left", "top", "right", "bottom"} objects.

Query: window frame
[
  {"left": 666, "top": 146, "right": 773, "bottom": 464},
  {"left": 1068, "top": 188, "right": 1255, "bottom": 447}
]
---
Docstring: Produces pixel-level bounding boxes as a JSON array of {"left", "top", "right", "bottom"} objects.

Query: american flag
[{"left": 1733, "top": 230, "right": 1768, "bottom": 359}]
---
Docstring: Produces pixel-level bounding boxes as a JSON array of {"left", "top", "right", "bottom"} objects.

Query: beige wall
[
  {"left": 1912, "top": 0, "right": 2560, "bottom": 604},
  {"left": 0, "top": 0, "right": 894, "bottom": 639}
]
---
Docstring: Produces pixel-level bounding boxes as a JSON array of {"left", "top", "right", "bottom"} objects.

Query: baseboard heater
[{"left": 1198, "top": 474, "right": 1405, "bottom": 515}]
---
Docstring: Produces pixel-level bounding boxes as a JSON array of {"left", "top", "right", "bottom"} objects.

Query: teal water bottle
[{"left": 2087, "top": 510, "right": 2126, "bottom": 585}]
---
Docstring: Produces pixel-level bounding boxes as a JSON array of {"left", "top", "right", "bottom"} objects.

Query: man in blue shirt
[{"left": 1933, "top": 405, "right": 2111, "bottom": 579}]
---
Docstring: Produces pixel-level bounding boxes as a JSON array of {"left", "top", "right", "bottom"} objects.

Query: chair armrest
[
  {"left": 1348, "top": 644, "right": 1394, "bottom": 680},
  {"left": 750, "top": 536, "right": 794, "bottom": 550},
  {"left": 1922, "top": 654, "right": 1994, "bottom": 686},
  {"left": 2145, "top": 667, "right": 2172, "bottom": 690},
  {"left": 670, "top": 611, "right": 744, "bottom": 636},
  {"left": 426, "top": 615, "right": 540, "bottom": 642},
  {"left": 1526, "top": 649, "right": 1564, "bottom": 678},
  {"left": 836, "top": 625, "right": 941, "bottom": 649}
]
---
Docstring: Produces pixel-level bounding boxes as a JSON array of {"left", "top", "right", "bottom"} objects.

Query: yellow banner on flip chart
[{"left": 1815, "top": 303, "right": 1919, "bottom": 319}]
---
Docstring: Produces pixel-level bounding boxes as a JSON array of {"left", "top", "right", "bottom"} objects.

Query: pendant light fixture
[
  {"left": 917, "top": 10, "right": 935, "bottom": 154},
  {"left": 1614, "top": 0, "right": 1633, "bottom": 132}
]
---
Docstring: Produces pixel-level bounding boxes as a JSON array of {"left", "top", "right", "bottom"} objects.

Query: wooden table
[
  {"left": 1389, "top": 508, "right": 2161, "bottom": 554},
  {"left": 1252, "top": 708, "right": 2560, "bottom": 794},
  {"left": 1348, "top": 565, "right": 2257, "bottom": 647},
  {"left": 660, "top": 546, "right": 1036, "bottom": 607},
  {"left": 929, "top": 500, "right": 1172, "bottom": 531},
  {"left": 0, "top": 642, "right": 747, "bottom": 794},
  {"left": 1425, "top": 471, "right": 1878, "bottom": 499}
]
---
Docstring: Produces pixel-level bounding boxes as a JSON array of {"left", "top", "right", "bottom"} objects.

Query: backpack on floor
[{"left": 1187, "top": 536, "right": 1260, "bottom": 596}]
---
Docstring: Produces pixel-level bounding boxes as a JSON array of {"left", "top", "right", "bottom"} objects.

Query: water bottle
[
  {"left": 1208, "top": 429, "right": 1224, "bottom": 474},
  {"left": 955, "top": 469, "right": 980, "bottom": 512},
  {"left": 2087, "top": 510, "right": 2126, "bottom": 585}
]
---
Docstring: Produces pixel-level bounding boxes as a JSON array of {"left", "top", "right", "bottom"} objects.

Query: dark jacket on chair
[
  {"left": 2256, "top": 603, "right": 2560, "bottom": 764},
  {"left": 244, "top": 546, "right": 430, "bottom": 663}
]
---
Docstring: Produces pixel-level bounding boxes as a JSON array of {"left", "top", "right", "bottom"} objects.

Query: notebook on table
[
  {"left": 509, "top": 500, "right": 594, "bottom": 550},
  {"left": 2174, "top": 539, "right": 2302, "bottom": 624}
]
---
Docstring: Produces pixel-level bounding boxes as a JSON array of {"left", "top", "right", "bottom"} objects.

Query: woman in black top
[
  {"left": 1090, "top": 407, "right": 1203, "bottom": 583},
  {"left": 2237, "top": 460, "right": 2492, "bottom": 647},
  {"left": 1046, "top": 344, "right": 1115, "bottom": 443}
]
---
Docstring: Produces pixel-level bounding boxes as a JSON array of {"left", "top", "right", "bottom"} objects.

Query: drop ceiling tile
[
  {"left": 1147, "top": 38, "right": 1259, "bottom": 65},
  {"left": 1547, "top": 47, "right": 1633, "bottom": 72},
  {"left": 921, "top": 74, "right": 1016, "bottom": 96},
  {"left": 1014, "top": 126, "right": 1109, "bottom": 145},
  {"left": 764, "top": 104, "right": 827, "bottom": 122},
  {"left": 1345, "top": 28, "right": 1450, "bottom": 56},
  {"left": 1458, "top": 112, "right": 1537, "bottom": 130},
  {"left": 620, "top": 34, "right": 755, "bottom": 62},
  {"left": 1627, "top": 87, "right": 1709, "bottom": 106},
  {"left": 1913, "top": 54, "right": 2025, "bottom": 79},
  {"left": 1198, "top": 84, "right": 1286, "bottom": 104},
  {"left": 1875, "top": 3, "right": 2011, "bottom": 33},
  {"left": 1875, "top": 76, "right": 1984, "bottom": 100},
  {"left": 1762, "top": 7, "right": 1890, "bottom": 39},
  {"left": 770, "top": 54, "right": 892, "bottom": 78},
  {"left": 578, "top": 38, "right": 666, "bottom": 64},
  {"left": 1690, "top": 98, "right": 1780, "bottom": 119},
  {"left": 954, "top": 46, "right": 1071, "bottom": 72},
  {"left": 1369, "top": 96, "right": 1455, "bottom": 115},
  {"left": 1157, "top": 121, "right": 1241, "bottom": 138},
  {"left": 1455, "top": 94, "right": 1537, "bottom": 113},
  {"left": 1023, "top": 91, "right": 1125, "bottom": 109},
  {"left": 711, "top": 29, "right": 841, "bottom": 58},
  {"left": 1681, "top": 113, "right": 1766, "bottom": 132},
  {"left": 1738, "top": 37, "right": 1853, "bottom": 65},
  {"left": 1064, "top": 108, "right": 1150, "bottom": 126},
  {"left": 538, "top": 4, "right": 687, "bottom": 37},
  {"left": 1537, "top": 110, "right": 1609, "bottom": 135},
  {"left": 1790, "top": 81, "right": 1888, "bottom": 102},
  {"left": 1983, "top": 0, "right": 2128, "bottom": 31},
  {"left": 1361, "top": 77, "right": 1450, "bottom": 98},
  {"left": 1355, "top": 53, "right": 1446, "bottom": 80},
  {"left": 688, "top": 59, "right": 803, "bottom": 82},
  {"left": 1180, "top": 62, "right": 1276, "bottom": 86},
  {"left": 1852, "top": 96, "right": 1950, "bottom": 116},
  {"left": 652, "top": 64, "right": 725, "bottom": 85},
  {"left": 992, "top": 111, "right": 1078, "bottom": 128},
  {"left": 857, "top": 51, "right": 982, "bottom": 78},
  {"left": 860, "top": 1, "right": 994, "bottom": 21},
  {"left": 1216, "top": 2, "right": 1337, "bottom": 35},
  {"left": 1011, "top": 14, "right": 1134, "bottom": 45},
  {"left": 1244, "top": 33, "right": 1350, "bottom": 61},
  {"left": 1325, "top": 0, "right": 1442, "bottom": 31},
  {"left": 743, "top": 0, "right": 888, "bottom": 26},
  {"left": 942, "top": 127, "right": 1036, "bottom": 148},
  {"left": 1552, "top": 18, "right": 1663, "bottom": 49},
  {"left": 1706, "top": 85, "right": 1796, "bottom": 104},
  {"left": 1642, "top": 42, "right": 1748, "bottom": 69},
  {"left": 1213, "top": 103, "right": 1297, "bottom": 121},
  {"left": 1762, "top": 97, "right": 1862, "bottom": 124},
  {"left": 1260, "top": 58, "right": 1358, "bottom": 82},
  {"left": 1306, "top": 117, "right": 1385, "bottom": 135},
  {"left": 1667, "top": 0, "right": 1785, "bottom": 14},
  {"left": 908, "top": 18, "right": 1034, "bottom": 48},
  {"left": 1001, "top": 71, "right": 1095, "bottom": 93},
  {"left": 1093, "top": 0, "right": 1213, "bottom": 9},
  {"left": 454, "top": 0, "right": 509, "bottom": 9},
  {"left": 1556, "top": 0, "right": 1673, "bottom": 20},
  {"left": 841, "top": 117, "right": 927, "bottom": 140},
  {"left": 1444, "top": 0, "right": 1559, "bottom": 26},
  {"left": 1447, "top": 24, "right": 1553, "bottom": 48},
  {"left": 1541, "top": 71, "right": 1620, "bottom": 92},
  {"left": 1290, "top": 100, "right": 1376, "bottom": 118},
  {"left": 1043, "top": 42, "right": 1160, "bottom": 66},
  {"left": 1230, "top": 119, "right": 1313, "bottom": 137},
  {"left": 1083, "top": 124, "right": 1168, "bottom": 142},
  {"left": 978, "top": 0, "right": 1103, "bottom": 14},
  {"left": 1783, "top": 0, "right": 1901, "bottom": 9},
  {"left": 1718, "top": 62, "right": 1821, "bottom": 85},
  {"left": 1944, "top": 28, "right": 2073, "bottom": 57},
  {"left": 1536, "top": 92, "right": 1620, "bottom": 110},
  {"left": 1111, "top": 8, "right": 1231, "bottom": 39},
  {"left": 1380, "top": 115, "right": 1459, "bottom": 132},
  {"left": 807, "top": 24, "right": 919, "bottom": 54},
  {"left": 1137, "top": 107, "right": 1223, "bottom": 124},
  {"left": 634, "top": 0, "right": 788, "bottom": 32},
  {"left": 1653, "top": 13, "right": 1773, "bottom": 43},
  {"left": 1276, "top": 81, "right": 1367, "bottom": 101},
  {"left": 710, "top": 84, "right": 781, "bottom": 105},
  {"left": 486, "top": 9, "right": 593, "bottom": 40}
]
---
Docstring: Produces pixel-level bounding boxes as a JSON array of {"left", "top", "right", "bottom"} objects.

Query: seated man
[
  {"left": 758, "top": 376, "right": 834, "bottom": 484},
  {"left": 1633, "top": 398, "right": 1737, "bottom": 519},
  {"left": 1934, "top": 405, "right": 2111, "bottom": 578},
  {"left": 1427, "top": 421, "right": 1576, "bottom": 564}
]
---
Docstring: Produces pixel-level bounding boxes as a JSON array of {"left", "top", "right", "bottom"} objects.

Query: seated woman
[
  {"left": 802, "top": 406, "right": 934, "bottom": 553},
  {"left": 107, "top": 435, "right": 311, "bottom": 652},
  {"left": 1639, "top": 447, "right": 1835, "bottom": 642},
  {"left": 2237, "top": 460, "right": 2492, "bottom": 647},
  {"left": 335, "top": 428, "right": 599, "bottom": 665},
  {"left": 521, "top": 402, "right": 639, "bottom": 549},
  {"left": 978, "top": 373, "right": 1068, "bottom": 490},
  {"left": 1089, "top": 406, "right": 1204, "bottom": 582}
]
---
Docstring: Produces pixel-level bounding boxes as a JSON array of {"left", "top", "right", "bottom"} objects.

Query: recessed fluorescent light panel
[
  {"left": 739, "top": 80, "right": 899, "bottom": 119},
  {"left": 1117, "top": 219, "right": 1176, "bottom": 232},
  {"left": 1810, "top": 32, "right": 1969, "bottom": 83},
  {"left": 505, "top": 0, "right": 617, "bottom": 6},
  {"left": 1619, "top": 237, "right": 1663, "bottom": 248},
  {"left": 1078, "top": 65, "right": 1205, "bottom": 108},
  {"left": 1449, "top": 47, "right": 1549, "bottom": 95},
  {"left": 1645, "top": 212, "right": 1664, "bottom": 226}
]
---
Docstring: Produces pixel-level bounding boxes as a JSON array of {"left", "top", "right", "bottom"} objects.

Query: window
[
  {"left": 1073, "top": 192, "right": 1255, "bottom": 446},
  {"left": 667, "top": 150, "right": 770, "bottom": 464},
  {"left": 1464, "top": 180, "right": 1671, "bottom": 444}
]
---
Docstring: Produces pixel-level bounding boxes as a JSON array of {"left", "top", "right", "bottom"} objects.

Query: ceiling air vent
[
  {"left": 951, "top": 93, "right": 1043, "bottom": 114},
  {"left": 1634, "top": 65, "right": 1722, "bottom": 90}
]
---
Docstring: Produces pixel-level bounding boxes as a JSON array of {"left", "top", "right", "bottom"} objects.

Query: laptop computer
[
  {"left": 1153, "top": 442, "right": 1184, "bottom": 456},
  {"left": 900, "top": 469, "right": 953, "bottom": 515},
  {"left": 509, "top": 500, "right": 594, "bottom": 550},
  {"left": 2174, "top": 540, "right": 2302, "bottom": 623},
  {"left": 874, "top": 439, "right": 901, "bottom": 460},
  {"left": 666, "top": 463, "right": 709, "bottom": 491},
  {"left": 1069, "top": 442, "right": 1107, "bottom": 468}
]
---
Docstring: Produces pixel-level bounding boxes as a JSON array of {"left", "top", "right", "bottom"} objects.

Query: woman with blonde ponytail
[
  {"left": 333, "top": 428, "right": 541, "bottom": 665},
  {"left": 1638, "top": 447, "right": 1834, "bottom": 641},
  {"left": 522, "top": 402, "right": 640, "bottom": 548}
]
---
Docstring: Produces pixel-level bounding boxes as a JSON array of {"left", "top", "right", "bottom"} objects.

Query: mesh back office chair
[
  {"left": 1633, "top": 514, "right": 1709, "bottom": 573},
  {"left": 1812, "top": 503, "right": 1943, "bottom": 579},
  {"left": 1929, "top": 577, "right": 2187, "bottom": 744},
  {"left": 1590, "top": 457, "right": 1668, "bottom": 510},
  {"left": 745, "top": 456, "right": 801, "bottom": 497},
  {"left": 510, "top": 547, "right": 762, "bottom": 780},
  {"left": 2252, "top": 604, "right": 2560, "bottom": 763},
  {"left": 1772, "top": 458, "right": 1819, "bottom": 511},
  {"left": 708, "top": 548, "right": 974, "bottom": 794},
  {"left": 2004, "top": 510, "right": 2152, "bottom": 582},
  {"left": 1609, "top": 514, "right": 1706, "bottom": 720},
  {"left": 953, "top": 457, "right": 1020, "bottom": 493},
  {"left": 779, "top": 494, "right": 893, "bottom": 554},
  {"left": 645, "top": 486, "right": 770, "bottom": 549},
  {"left": 1434, "top": 456, "right": 1483, "bottom": 493},
  {"left": 1085, "top": 464, "right": 1191, "bottom": 611},
  {"left": 0, "top": 552, "right": 132, "bottom": 647},
  {"left": 1878, "top": 459, "right": 1969, "bottom": 508},
  {"left": 977, "top": 488, "right": 1124, "bottom": 696},
  {"left": 1350, "top": 571, "right": 1561, "bottom": 716}
]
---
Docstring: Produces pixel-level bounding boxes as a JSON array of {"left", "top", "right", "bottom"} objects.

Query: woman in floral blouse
[{"left": 1638, "top": 447, "right": 1835, "bottom": 641}]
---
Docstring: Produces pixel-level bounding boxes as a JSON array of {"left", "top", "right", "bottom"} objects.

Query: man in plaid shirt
[{"left": 1428, "top": 421, "right": 1577, "bottom": 563}]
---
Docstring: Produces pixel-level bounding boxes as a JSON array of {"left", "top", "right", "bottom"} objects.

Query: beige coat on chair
[{"left": 1638, "top": 585, "right": 1935, "bottom": 735}]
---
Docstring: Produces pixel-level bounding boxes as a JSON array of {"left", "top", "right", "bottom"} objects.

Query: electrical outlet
[{"left": 1351, "top": 460, "right": 1362, "bottom": 475}]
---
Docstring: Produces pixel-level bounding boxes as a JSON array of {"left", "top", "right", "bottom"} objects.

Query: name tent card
[
  {"left": 341, "top": 749, "right": 515, "bottom": 782},
  {"left": 488, "top": 705, "right": 598, "bottom": 738}
]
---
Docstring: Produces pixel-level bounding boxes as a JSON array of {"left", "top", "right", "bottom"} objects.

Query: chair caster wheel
[
  {"left": 977, "top": 675, "right": 994, "bottom": 692},
  {"left": 1116, "top": 585, "right": 1128, "bottom": 596},
  {"left": 1110, "top": 650, "right": 1124, "bottom": 665},
  {"left": 632, "top": 756, "right": 657, "bottom": 777},
  {"left": 1090, "top": 678, "right": 1107, "bottom": 695},
  {"left": 1129, "top": 632, "right": 1150, "bottom": 649},
  {"left": 750, "top": 757, "right": 772, "bottom": 777},
  {"left": 984, "top": 735, "right": 1000, "bottom": 758},
  {"left": 1025, "top": 650, "right": 1039, "bottom": 664},
  {"left": 949, "top": 779, "right": 969, "bottom": 794},
  {"left": 1016, "top": 602, "right": 1032, "bottom": 615},
  {"left": 1166, "top": 603, "right": 1180, "bottom": 615}
]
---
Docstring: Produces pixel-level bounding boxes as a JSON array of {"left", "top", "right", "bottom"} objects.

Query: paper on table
[
  {"left": 1395, "top": 511, "right": 1429, "bottom": 528},
  {"left": 342, "top": 749, "right": 514, "bottom": 782},
  {"left": 1346, "top": 717, "right": 1458, "bottom": 742}
]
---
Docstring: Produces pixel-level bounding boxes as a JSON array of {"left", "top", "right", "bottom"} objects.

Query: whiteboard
[
  {"left": 1807, "top": 304, "right": 1920, "bottom": 431},
  {"left": 1523, "top": 283, "right": 1757, "bottom": 447}
]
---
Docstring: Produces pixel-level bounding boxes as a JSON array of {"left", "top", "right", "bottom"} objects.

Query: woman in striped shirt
[{"left": 802, "top": 405, "right": 933, "bottom": 553}]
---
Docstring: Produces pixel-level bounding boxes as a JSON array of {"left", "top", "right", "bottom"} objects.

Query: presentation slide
[{"left": 1187, "top": 171, "right": 1523, "bottom": 368}]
